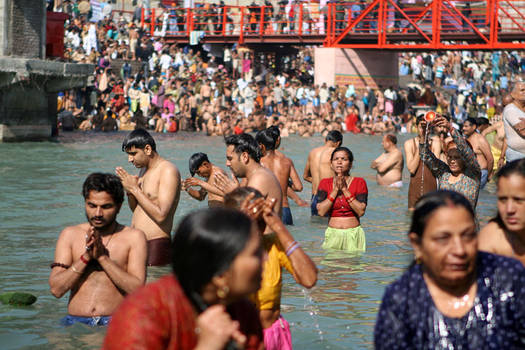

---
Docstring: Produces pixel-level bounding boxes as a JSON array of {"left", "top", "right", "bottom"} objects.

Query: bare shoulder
[
  {"left": 160, "top": 159, "right": 181, "bottom": 178},
  {"left": 126, "top": 228, "right": 148, "bottom": 248},
  {"left": 478, "top": 221, "right": 506, "bottom": 253},
  {"left": 59, "top": 223, "right": 89, "bottom": 239}
]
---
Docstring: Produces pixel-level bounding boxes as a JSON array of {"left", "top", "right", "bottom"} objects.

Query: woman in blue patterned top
[
  {"left": 420, "top": 116, "right": 481, "bottom": 209},
  {"left": 375, "top": 190, "right": 525, "bottom": 349}
]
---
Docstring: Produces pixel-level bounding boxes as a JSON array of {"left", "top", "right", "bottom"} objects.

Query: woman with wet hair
[
  {"left": 375, "top": 190, "right": 525, "bottom": 349},
  {"left": 103, "top": 208, "right": 264, "bottom": 350},
  {"left": 224, "top": 187, "right": 317, "bottom": 350}
]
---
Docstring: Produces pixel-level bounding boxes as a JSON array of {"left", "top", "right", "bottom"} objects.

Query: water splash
[{"left": 302, "top": 287, "right": 324, "bottom": 342}]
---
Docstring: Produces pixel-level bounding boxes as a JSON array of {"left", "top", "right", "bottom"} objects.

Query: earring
[
  {"left": 217, "top": 286, "right": 229, "bottom": 299},
  {"left": 415, "top": 256, "right": 422, "bottom": 264}
]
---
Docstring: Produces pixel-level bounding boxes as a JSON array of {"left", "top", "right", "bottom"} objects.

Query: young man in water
[
  {"left": 183, "top": 152, "right": 227, "bottom": 207},
  {"left": 303, "top": 130, "right": 343, "bottom": 216},
  {"left": 116, "top": 129, "right": 181, "bottom": 267},
  {"left": 371, "top": 134, "right": 404, "bottom": 187},
  {"left": 479, "top": 159, "right": 525, "bottom": 265},
  {"left": 462, "top": 117, "right": 494, "bottom": 188},
  {"left": 218, "top": 133, "right": 282, "bottom": 219},
  {"left": 256, "top": 128, "right": 303, "bottom": 225},
  {"left": 49, "top": 173, "right": 147, "bottom": 326}
]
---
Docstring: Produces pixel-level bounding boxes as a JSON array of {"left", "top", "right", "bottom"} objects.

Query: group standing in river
[{"left": 48, "top": 84, "right": 525, "bottom": 349}]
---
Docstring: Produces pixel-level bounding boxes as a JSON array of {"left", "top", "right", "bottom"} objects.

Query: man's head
[
  {"left": 225, "top": 134, "right": 261, "bottom": 178},
  {"left": 82, "top": 173, "right": 123, "bottom": 230},
  {"left": 255, "top": 128, "right": 277, "bottom": 155},
  {"left": 382, "top": 134, "right": 397, "bottom": 151},
  {"left": 325, "top": 130, "right": 343, "bottom": 147},
  {"left": 462, "top": 117, "right": 478, "bottom": 137},
  {"left": 121, "top": 129, "right": 157, "bottom": 168},
  {"left": 476, "top": 117, "right": 490, "bottom": 132},
  {"left": 495, "top": 159, "right": 525, "bottom": 234},
  {"left": 189, "top": 152, "right": 212, "bottom": 178}
]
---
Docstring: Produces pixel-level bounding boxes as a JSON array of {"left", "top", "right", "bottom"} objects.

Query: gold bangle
[{"left": 71, "top": 265, "right": 82, "bottom": 274}]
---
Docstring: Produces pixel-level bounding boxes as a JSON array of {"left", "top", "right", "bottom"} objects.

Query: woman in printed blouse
[
  {"left": 317, "top": 147, "right": 368, "bottom": 251},
  {"left": 375, "top": 190, "right": 525, "bottom": 349},
  {"left": 420, "top": 115, "right": 481, "bottom": 209}
]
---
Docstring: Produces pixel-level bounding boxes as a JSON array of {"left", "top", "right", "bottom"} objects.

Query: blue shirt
[{"left": 375, "top": 252, "right": 525, "bottom": 349}]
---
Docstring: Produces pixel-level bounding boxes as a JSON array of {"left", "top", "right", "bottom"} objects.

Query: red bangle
[
  {"left": 327, "top": 194, "right": 335, "bottom": 202},
  {"left": 80, "top": 254, "right": 89, "bottom": 265},
  {"left": 346, "top": 196, "right": 355, "bottom": 203}
]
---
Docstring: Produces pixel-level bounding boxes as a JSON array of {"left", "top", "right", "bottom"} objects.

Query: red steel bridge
[{"left": 134, "top": 0, "right": 525, "bottom": 50}]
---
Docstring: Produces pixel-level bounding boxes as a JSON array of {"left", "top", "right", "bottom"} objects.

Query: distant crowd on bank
[{"left": 53, "top": 0, "right": 525, "bottom": 140}]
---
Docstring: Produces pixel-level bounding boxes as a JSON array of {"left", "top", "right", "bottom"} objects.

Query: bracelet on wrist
[
  {"left": 327, "top": 194, "right": 335, "bottom": 202},
  {"left": 285, "top": 241, "right": 300, "bottom": 257},
  {"left": 80, "top": 254, "right": 89, "bottom": 265},
  {"left": 71, "top": 265, "right": 82, "bottom": 274}
]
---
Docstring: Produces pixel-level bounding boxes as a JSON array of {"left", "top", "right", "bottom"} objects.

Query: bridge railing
[{"left": 135, "top": 0, "right": 525, "bottom": 49}]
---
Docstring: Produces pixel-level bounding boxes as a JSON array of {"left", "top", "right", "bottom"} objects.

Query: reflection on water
[{"left": 0, "top": 131, "right": 497, "bottom": 349}]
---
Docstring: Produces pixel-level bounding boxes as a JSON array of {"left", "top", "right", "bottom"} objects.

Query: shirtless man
[
  {"left": 200, "top": 79, "right": 212, "bottom": 103},
  {"left": 462, "top": 117, "right": 494, "bottom": 189},
  {"left": 404, "top": 116, "right": 441, "bottom": 210},
  {"left": 270, "top": 125, "right": 309, "bottom": 208},
  {"left": 116, "top": 129, "right": 181, "bottom": 267},
  {"left": 221, "top": 133, "right": 282, "bottom": 219},
  {"left": 49, "top": 173, "right": 147, "bottom": 326},
  {"left": 482, "top": 114, "right": 506, "bottom": 171},
  {"left": 371, "top": 134, "right": 404, "bottom": 187},
  {"left": 303, "top": 130, "right": 342, "bottom": 216},
  {"left": 183, "top": 152, "right": 227, "bottom": 207},
  {"left": 128, "top": 23, "right": 138, "bottom": 61},
  {"left": 479, "top": 159, "right": 525, "bottom": 265},
  {"left": 256, "top": 128, "right": 303, "bottom": 225}
]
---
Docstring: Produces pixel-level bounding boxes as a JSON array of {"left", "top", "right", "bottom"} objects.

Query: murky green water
[{"left": 0, "top": 132, "right": 497, "bottom": 349}]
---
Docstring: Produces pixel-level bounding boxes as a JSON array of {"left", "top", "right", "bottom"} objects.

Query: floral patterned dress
[{"left": 419, "top": 131, "right": 481, "bottom": 209}]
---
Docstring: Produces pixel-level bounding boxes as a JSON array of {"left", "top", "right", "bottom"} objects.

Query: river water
[{"left": 0, "top": 131, "right": 497, "bottom": 349}]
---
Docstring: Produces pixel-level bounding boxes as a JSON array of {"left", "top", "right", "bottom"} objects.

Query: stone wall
[
  {"left": 314, "top": 48, "right": 399, "bottom": 91},
  {"left": 3, "top": 0, "right": 45, "bottom": 58},
  {"left": 0, "top": 0, "right": 7, "bottom": 57}
]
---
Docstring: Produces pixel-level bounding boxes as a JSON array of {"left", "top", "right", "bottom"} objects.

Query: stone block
[{"left": 0, "top": 124, "right": 52, "bottom": 142}]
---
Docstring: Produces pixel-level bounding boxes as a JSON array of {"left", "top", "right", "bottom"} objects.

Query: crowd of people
[
  {"left": 54, "top": 1, "right": 525, "bottom": 146},
  {"left": 44, "top": 1, "right": 525, "bottom": 349},
  {"left": 48, "top": 120, "right": 525, "bottom": 349}
]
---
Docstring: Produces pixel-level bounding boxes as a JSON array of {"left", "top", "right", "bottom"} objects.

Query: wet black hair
[
  {"left": 330, "top": 146, "right": 354, "bottom": 163},
  {"left": 325, "top": 130, "right": 343, "bottom": 144},
  {"left": 82, "top": 173, "right": 124, "bottom": 206},
  {"left": 410, "top": 190, "right": 475, "bottom": 239},
  {"left": 172, "top": 208, "right": 254, "bottom": 310},
  {"left": 255, "top": 129, "right": 276, "bottom": 151},
  {"left": 464, "top": 117, "right": 478, "bottom": 127},
  {"left": 225, "top": 133, "right": 261, "bottom": 162},
  {"left": 189, "top": 152, "right": 210, "bottom": 176},
  {"left": 121, "top": 128, "right": 157, "bottom": 152},
  {"left": 497, "top": 158, "right": 525, "bottom": 181},
  {"left": 223, "top": 186, "right": 264, "bottom": 208},
  {"left": 268, "top": 125, "right": 280, "bottom": 142},
  {"left": 385, "top": 134, "right": 397, "bottom": 145},
  {"left": 476, "top": 117, "right": 490, "bottom": 126},
  {"left": 223, "top": 187, "right": 267, "bottom": 235}
]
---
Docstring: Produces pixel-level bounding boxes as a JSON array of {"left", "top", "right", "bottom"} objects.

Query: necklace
[{"left": 448, "top": 294, "right": 471, "bottom": 310}]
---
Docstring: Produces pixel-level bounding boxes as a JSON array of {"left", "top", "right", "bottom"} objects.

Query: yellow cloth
[
  {"left": 252, "top": 233, "right": 294, "bottom": 310},
  {"left": 491, "top": 144, "right": 502, "bottom": 172},
  {"left": 322, "top": 226, "right": 366, "bottom": 251}
]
